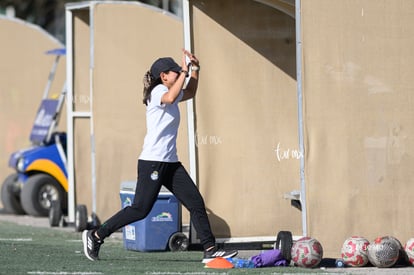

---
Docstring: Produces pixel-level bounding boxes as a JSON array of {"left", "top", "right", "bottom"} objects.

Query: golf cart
[{"left": 1, "top": 48, "right": 68, "bottom": 219}]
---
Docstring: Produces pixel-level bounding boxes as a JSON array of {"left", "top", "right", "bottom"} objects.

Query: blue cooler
[{"left": 119, "top": 181, "right": 181, "bottom": 252}]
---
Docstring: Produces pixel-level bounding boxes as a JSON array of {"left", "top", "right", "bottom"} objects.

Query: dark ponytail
[{"left": 142, "top": 70, "right": 162, "bottom": 105}]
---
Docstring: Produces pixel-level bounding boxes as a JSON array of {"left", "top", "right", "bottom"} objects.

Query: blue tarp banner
[{"left": 29, "top": 99, "right": 59, "bottom": 143}]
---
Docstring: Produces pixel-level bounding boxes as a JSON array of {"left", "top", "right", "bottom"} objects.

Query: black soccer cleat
[
  {"left": 82, "top": 230, "right": 103, "bottom": 261},
  {"left": 202, "top": 247, "right": 238, "bottom": 263}
]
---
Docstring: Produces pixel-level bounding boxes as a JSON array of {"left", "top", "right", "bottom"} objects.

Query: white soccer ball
[
  {"left": 367, "top": 236, "right": 400, "bottom": 268},
  {"left": 341, "top": 236, "right": 370, "bottom": 267},
  {"left": 404, "top": 238, "right": 414, "bottom": 266},
  {"left": 291, "top": 237, "right": 323, "bottom": 268}
]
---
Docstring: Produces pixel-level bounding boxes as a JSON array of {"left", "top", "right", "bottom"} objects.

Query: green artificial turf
[{"left": 0, "top": 221, "right": 321, "bottom": 274}]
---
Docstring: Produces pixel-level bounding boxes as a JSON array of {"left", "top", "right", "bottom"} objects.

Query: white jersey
[{"left": 139, "top": 84, "right": 183, "bottom": 162}]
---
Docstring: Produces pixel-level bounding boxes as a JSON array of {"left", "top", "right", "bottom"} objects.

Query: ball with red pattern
[
  {"left": 291, "top": 237, "right": 323, "bottom": 268},
  {"left": 404, "top": 238, "right": 414, "bottom": 266},
  {"left": 341, "top": 236, "right": 370, "bottom": 267}
]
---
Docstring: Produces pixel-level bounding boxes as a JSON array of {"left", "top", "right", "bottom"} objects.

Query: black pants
[{"left": 96, "top": 160, "right": 216, "bottom": 250}]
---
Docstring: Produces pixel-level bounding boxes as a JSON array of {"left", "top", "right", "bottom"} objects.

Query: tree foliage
[{"left": 0, "top": 0, "right": 179, "bottom": 43}]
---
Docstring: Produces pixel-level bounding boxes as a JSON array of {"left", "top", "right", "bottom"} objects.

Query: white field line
[
  {"left": 0, "top": 238, "right": 32, "bottom": 241},
  {"left": 28, "top": 272, "right": 103, "bottom": 275},
  {"left": 146, "top": 273, "right": 227, "bottom": 275}
]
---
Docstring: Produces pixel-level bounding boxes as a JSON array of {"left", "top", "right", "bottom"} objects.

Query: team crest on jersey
[{"left": 150, "top": 171, "right": 159, "bottom": 181}]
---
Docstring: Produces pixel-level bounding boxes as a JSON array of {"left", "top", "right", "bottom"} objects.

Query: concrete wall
[
  {"left": 189, "top": 0, "right": 302, "bottom": 239},
  {"left": 301, "top": 0, "right": 414, "bottom": 256},
  {"left": 0, "top": 16, "right": 65, "bottom": 209}
]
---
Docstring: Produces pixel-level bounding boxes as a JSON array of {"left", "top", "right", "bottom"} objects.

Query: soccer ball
[
  {"left": 404, "top": 238, "right": 414, "bottom": 265},
  {"left": 387, "top": 236, "right": 409, "bottom": 265},
  {"left": 367, "top": 236, "right": 400, "bottom": 267},
  {"left": 291, "top": 237, "right": 323, "bottom": 268},
  {"left": 341, "top": 236, "right": 370, "bottom": 267}
]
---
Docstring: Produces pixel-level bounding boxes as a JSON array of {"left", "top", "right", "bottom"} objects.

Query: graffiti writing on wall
[{"left": 275, "top": 142, "right": 303, "bottom": 162}]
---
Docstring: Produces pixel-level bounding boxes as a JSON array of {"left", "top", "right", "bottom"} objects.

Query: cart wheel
[
  {"left": 49, "top": 200, "right": 62, "bottom": 227},
  {"left": 1, "top": 173, "right": 25, "bottom": 215},
  {"left": 168, "top": 232, "right": 189, "bottom": 252},
  {"left": 88, "top": 212, "right": 101, "bottom": 229},
  {"left": 274, "top": 231, "right": 293, "bottom": 263},
  {"left": 75, "top": 204, "right": 88, "bottom": 232},
  {"left": 20, "top": 174, "right": 66, "bottom": 217}
]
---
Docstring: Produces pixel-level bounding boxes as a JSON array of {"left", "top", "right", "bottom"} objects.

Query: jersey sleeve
[
  {"left": 150, "top": 85, "right": 168, "bottom": 107},
  {"left": 149, "top": 84, "right": 183, "bottom": 107}
]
